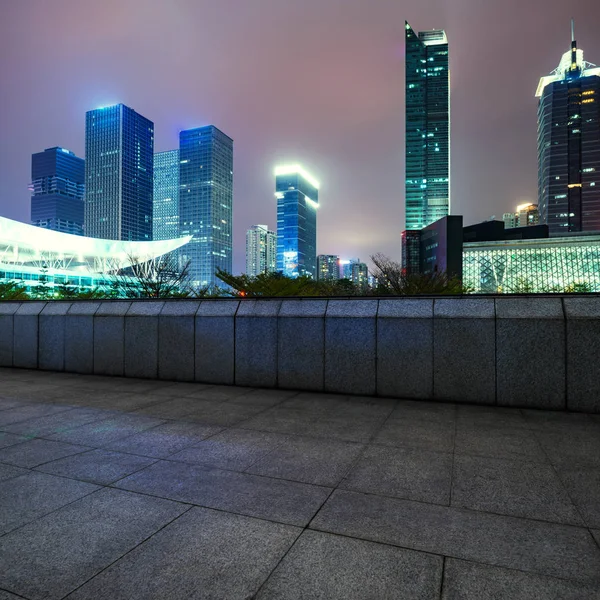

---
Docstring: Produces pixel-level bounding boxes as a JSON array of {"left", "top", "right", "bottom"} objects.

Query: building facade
[
  {"left": 246, "top": 224, "right": 277, "bottom": 276},
  {"left": 317, "top": 255, "right": 340, "bottom": 281},
  {"left": 179, "top": 126, "right": 233, "bottom": 287},
  {"left": 275, "top": 164, "right": 319, "bottom": 278},
  {"left": 153, "top": 149, "right": 179, "bottom": 241},
  {"left": 84, "top": 104, "right": 154, "bottom": 241},
  {"left": 537, "top": 27, "right": 600, "bottom": 235},
  {"left": 351, "top": 261, "right": 369, "bottom": 288},
  {"left": 503, "top": 203, "right": 540, "bottom": 229},
  {"left": 30, "top": 147, "right": 85, "bottom": 236},
  {"left": 405, "top": 21, "right": 450, "bottom": 230}
]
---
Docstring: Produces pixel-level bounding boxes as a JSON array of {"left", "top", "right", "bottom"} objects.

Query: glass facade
[
  {"left": 153, "top": 149, "right": 179, "bottom": 241},
  {"left": 85, "top": 104, "right": 154, "bottom": 241},
  {"left": 537, "top": 37, "right": 600, "bottom": 235},
  {"left": 246, "top": 224, "right": 277, "bottom": 276},
  {"left": 276, "top": 165, "right": 319, "bottom": 278},
  {"left": 405, "top": 22, "right": 450, "bottom": 230},
  {"left": 463, "top": 235, "right": 600, "bottom": 293},
  {"left": 31, "top": 147, "right": 85, "bottom": 236},
  {"left": 317, "top": 255, "right": 340, "bottom": 281},
  {"left": 179, "top": 126, "right": 233, "bottom": 287}
]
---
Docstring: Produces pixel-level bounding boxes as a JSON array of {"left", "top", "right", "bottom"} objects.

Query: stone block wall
[{"left": 0, "top": 296, "right": 598, "bottom": 412}]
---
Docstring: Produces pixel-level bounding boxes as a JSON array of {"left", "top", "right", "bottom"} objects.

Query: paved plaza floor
[{"left": 0, "top": 368, "right": 599, "bottom": 599}]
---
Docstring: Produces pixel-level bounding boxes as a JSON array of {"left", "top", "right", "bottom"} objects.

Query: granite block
[
  {"left": 39, "top": 314, "right": 66, "bottom": 371},
  {"left": 326, "top": 299, "right": 378, "bottom": 318},
  {"left": 41, "top": 302, "right": 71, "bottom": 316},
  {"left": 0, "top": 487, "right": 187, "bottom": 600},
  {"left": 0, "top": 438, "right": 90, "bottom": 468},
  {"left": 115, "top": 459, "right": 331, "bottom": 526},
  {"left": 65, "top": 506, "right": 299, "bottom": 600},
  {"left": 0, "top": 303, "right": 21, "bottom": 315},
  {"left": 0, "top": 432, "right": 28, "bottom": 450},
  {"left": 159, "top": 299, "right": 202, "bottom": 317},
  {"left": 15, "top": 302, "right": 47, "bottom": 316},
  {"left": 65, "top": 315, "right": 94, "bottom": 373},
  {"left": 196, "top": 299, "right": 239, "bottom": 316},
  {"left": 496, "top": 319, "right": 565, "bottom": 409},
  {"left": 93, "top": 316, "right": 125, "bottom": 376},
  {"left": 495, "top": 297, "right": 564, "bottom": 319},
  {"left": 158, "top": 316, "right": 195, "bottom": 381},
  {"left": 325, "top": 317, "right": 376, "bottom": 395},
  {"left": 124, "top": 314, "right": 159, "bottom": 378},
  {"left": 433, "top": 318, "right": 495, "bottom": 404},
  {"left": 0, "top": 314, "right": 14, "bottom": 367},
  {"left": 95, "top": 301, "right": 132, "bottom": 316},
  {"left": 377, "top": 317, "right": 433, "bottom": 399},
  {"left": 556, "top": 466, "right": 600, "bottom": 528},
  {"left": 278, "top": 316, "right": 324, "bottom": 391},
  {"left": 236, "top": 299, "right": 282, "bottom": 317},
  {"left": 434, "top": 297, "right": 495, "bottom": 319},
  {"left": 563, "top": 296, "right": 600, "bottom": 319},
  {"left": 67, "top": 302, "right": 101, "bottom": 316},
  {"left": 256, "top": 530, "right": 443, "bottom": 600},
  {"left": 373, "top": 414, "right": 455, "bottom": 452},
  {"left": 0, "top": 463, "right": 28, "bottom": 482},
  {"left": 377, "top": 298, "right": 433, "bottom": 319},
  {"left": 235, "top": 316, "right": 278, "bottom": 387},
  {"left": 566, "top": 318, "right": 600, "bottom": 412},
  {"left": 0, "top": 403, "right": 74, "bottom": 427},
  {"left": 126, "top": 301, "right": 165, "bottom": 316},
  {"left": 279, "top": 299, "right": 328, "bottom": 317},
  {"left": 13, "top": 313, "right": 39, "bottom": 369},
  {"left": 195, "top": 316, "right": 235, "bottom": 384},
  {"left": 310, "top": 489, "right": 600, "bottom": 582}
]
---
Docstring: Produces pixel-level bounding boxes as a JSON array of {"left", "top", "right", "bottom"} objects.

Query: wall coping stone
[
  {"left": 563, "top": 297, "right": 600, "bottom": 319},
  {"left": 378, "top": 298, "right": 433, "bottom": 319},
  {"left": 434, "top": 298, "right": 495, "bottom": 319},
  {"left": 326, "top": 299, "right": 378, "bottom": 318},
  {"left": 67, "top": 302, "right": 101, "bottom": 316},
  {"left": 496, "top": 297, "right": 564, "bottom": 319},
  {"left": 160, "top": 300, "right": 202, "bottom": 317},
  {"left": 41, "top": 302, "right": 71, "bottom": 316},
  {"left": 15, "top": 302, "right": 47, "bottom": 316},
  {"left": 237, "top": 299, "right": 282, "bottom": 317},
  {"left": 196, "top": 300, "right": 240, "bottom": 317},
  {"left": 127, "top": 301, "right": 165, "bottom": 316},
  {"left": 0, "top": 303, "right": 21, "bottom": 315},
  {"left": 279, "top": 299, "right": 328, "bottom": 318},
  {"left": 96, "top": 301, "right": 132, "bottom": 316}
]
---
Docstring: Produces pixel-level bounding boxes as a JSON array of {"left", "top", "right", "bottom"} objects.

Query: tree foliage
[{"left": 0, "top": 281, "right": 29, "bottom": 301}]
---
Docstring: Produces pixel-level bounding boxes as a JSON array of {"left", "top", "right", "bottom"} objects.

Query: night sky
[{"left": 1, "top": 0, "right": 599, "bottom": 273}]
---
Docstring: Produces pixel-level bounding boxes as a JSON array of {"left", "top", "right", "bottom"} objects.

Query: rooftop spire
[{"left": 571, "top": 17, "right": 575, "bottom": 43}]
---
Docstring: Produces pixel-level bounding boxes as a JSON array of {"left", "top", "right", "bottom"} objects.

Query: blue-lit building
[
  {"left": 30, "top": 147, "right": 84, "bottom": 236},
  {"left": 276, "top": 165, "right": 319, "bottom": 278},
  {"left": 153, "top": 149, "right": 179, "bottom": 241},
  {"left": 405, "top": 22, "right": 450, "bottom": 230},
  {"left": 536, "top": 23, "right": 600, "bottom": 235},
  {"left": 84, "top": 104, "right": 154, "bottom": 241},
  {"left": 179, "top": 126, "right": 233, "bottom": 287}
]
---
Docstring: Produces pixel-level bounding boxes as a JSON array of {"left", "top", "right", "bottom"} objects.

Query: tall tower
[
  {"left": 536, "top": 21, "right": 600, "bottom": 235},
  {"left": 30, "top": 147, "right": 85, "bottom": 236},
  {"left": 153, "top": 149, "right": 179, "bottom": 241},
  {"left": 84, "top": 104, "right": 154, "bottom": 240},
  {"left": 246, "top": 224, "right": 277, "bottom": 276},
  {"left": 179, "top": 126, "right": 233, "bottom": 287},
  {"left": 405, "top": 22, "right": 450, "bottom": 230},
  {"left": 275, "top": 164, "right": 319, "bottom": 278}
]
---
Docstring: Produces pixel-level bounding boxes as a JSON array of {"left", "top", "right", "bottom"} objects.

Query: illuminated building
[
  {"left": 0, "top": 215, "right": 190, "bottom": 292},
  {"left": 31, "top": 147, "right": 85, "bottom": 236},
  {"left": 153, "top": 149, "right": 179, "bottom": 241},
  {"left": 246, "top": 224, "right": 277, "bottom": 276},
  {"left": 405, "top": 21, "right": 450, "bottom": 230},
  {"left": 85, "top": 104, "right": 154, "bottom": 241},
  {"left": 317, "top": 255, "right": 340, "bottom": 281},
  {"left": 275, "top": 164, "right": 319, "bottom": 278},
  {"left": 179, "top": 126, "right": 233, "bottom": 287},
  {"left": 350, "top": 260, "right": 369, "bottom": 288},
  {"left": 503, "top": 204, "right": 540, "bottom": 229},
  {"left": 536, "top": 21, "right": 600, "bottom": 234}
]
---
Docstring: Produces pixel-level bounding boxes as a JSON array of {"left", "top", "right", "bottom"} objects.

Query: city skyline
[{"left": 1, "top": 1, "right": 599, "bottom": 274}]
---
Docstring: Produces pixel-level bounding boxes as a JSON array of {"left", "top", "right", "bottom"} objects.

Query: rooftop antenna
[
  {"left": 571, "top": 17, "right": 575, "bottom": 43},
  {"left": 570, "top": 18, "right": 579, "bottom": 72}
]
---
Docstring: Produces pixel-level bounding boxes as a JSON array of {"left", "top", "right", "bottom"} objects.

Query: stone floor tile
[
  {"left": 183, "top": 401, "right": 269, "bottom": 427},
  {"left": 184, "top": 385, "right": 255, "bottom": 401},
  {"left": 65, "top": 507, "right": 300, "bottom": 600},
  {"left": 36, "top": 449, "right": 157, "bottom": 485},
  {"left": 48, "top": 414, "right": 166, "bottom": 447},
  {"left": 0, "top": 463, "right": 29, "bottom": 482},
  {"left": 132, "top": 397, "right": 219, "bottom": 420},
  {"left": 373, "top": 418, "right": 454, "bottom": 452},
  {"left": 136, "top": 382, "right": 215, "bottom": 397},
  {"left": 522, "top": 409, "right": 596, "bottom": 432},
  {"left": 388, "top": 399, "right": 456, "bottom": 424},
  {"left": 256, "top": 530, "right": 443, "bottom": 600},
  {"left": 84, "top": 392, "right": 166, "bottom": 412},
  {"left": 452, "top": 454, "right": 583, "bottom": 525},
  {"left": 592, "top": 530, "right": 600, "bottom": 547},
  {"left": 310, "top": 490, "right": 600, "bottom": 582},
  {"left": 0, "top": 488, "right": 187, "bottom": 600},
  {"left": 115, "top": 459, "right": 331, "bottom": 526},
  {"left": 0, "top": 398, "right": 31, "bottom": 411},
  {"left": 456, "top": 405, "right": 529, "bottom": 430},
  {"left": 0, "top": 432, "right": 28, "bottom": 450},
  {"left": 0, "top": 404, "right": 75, "bottom": 427},
  {"left": 556, "top": 466, "right": 600, "bottom": 528},
  {"left": 104, "top": 421, "right": 223, "bottom": 458},
  {"left": 247, "top": 437, "right": 364, "bottom": 487},
  {"left": 167, "top": 428, "right": 287, "bottom": 471},
  {"left": 441, "top": 558, "right": 600, "bottom": 599},
  {"left": 341, "top": 445, "right": 453, "bottom": 505},
  {"left": 228, "top": 388, "right": 300, "bottom": 407},
  {"left": 281, "top": 393, "right": 396, "bottom": 419},
  {"left": 0, "top": 589, "right": 26, "bottom": 600},
  {"left": 534, "top": 429, "right": 600, "bottom": 468},
  {"left": 455, "top": 426, "right": 547, "bottom": 462},
  {"left": 0, "top": 438, "right": 90, "bottom": 468},
  {"left": 0, "top": 471, "right": 98, "bottom": 535}
]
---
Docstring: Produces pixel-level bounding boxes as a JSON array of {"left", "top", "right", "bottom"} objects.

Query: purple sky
[{"left": 1, "top": 0, "right": 599, "bottom": 273}]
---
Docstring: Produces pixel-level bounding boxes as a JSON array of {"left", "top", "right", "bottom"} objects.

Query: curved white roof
[{"left": 0, "top": 216, "right": 192, "bottom": 275}]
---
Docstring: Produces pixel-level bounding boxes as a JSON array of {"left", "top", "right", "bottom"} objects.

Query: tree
[{"left": 0, "top": 281, "right": 29, "bottom": 301}]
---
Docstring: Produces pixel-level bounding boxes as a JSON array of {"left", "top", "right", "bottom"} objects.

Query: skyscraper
[
  {"left": 84, "top": 104, "right": 154, "bottom": 241},
  {"left": 153, "top": 149, "right": 179, "bottom": 241},
  {"left": 405, "top": 21, "right": 450, "bottom": 230},
  {"left": 503, "top": 204, "right": 540, "bottom": 229},
  {"left": 30, "top": 147, "right": 84, "bottom": 236},
  {"left": 351, "top": 260, "right": 369, "bottom": 288},
  {"left": 246, "top": 224, "right": 277, "bottom": 276},
  {"left": 276, "top": 164, "right": 319, "bottom": 278},
  {"left": 179, "top": 126, "right": 233, "bottom": 287},
  {"left": 536, "top": 22, "right": 600, "bottom": 235},
  {"left": 317, "top": 255, "right": 340, "bottom": 281}
]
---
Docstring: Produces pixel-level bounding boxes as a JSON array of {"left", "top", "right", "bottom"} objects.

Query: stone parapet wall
[{"left": 0, "top": 296, "right": 598, "bottom": 413}]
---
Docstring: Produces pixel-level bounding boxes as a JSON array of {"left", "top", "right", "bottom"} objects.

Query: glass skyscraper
[
  {"left": 84, "top": 104, "right": 154, "bottom": 241},
  {"left": 246, "top": 224, "right": 277, "bottom": 276},
  {"left": 30, "top": 147, "right": 84, "bottom": 236},
  {"left": 275, "top": 165, "right": 319, "bottom": 278},
  {"left": 536, "top": 25, "right": 600, "bottom": 235},
  {"left": 153, "top": 149, "right": 179, "bottom": 241},
  {"left": 179, "top": 126, "right": 233, "bottom": 287},
  {"left": 405, "top": 22, "right": 450, "bottom": 230}
]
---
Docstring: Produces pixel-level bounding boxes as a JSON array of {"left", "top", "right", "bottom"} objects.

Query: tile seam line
[{"left": 0, "top": 585, "right": 30, "bottom": 600}]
